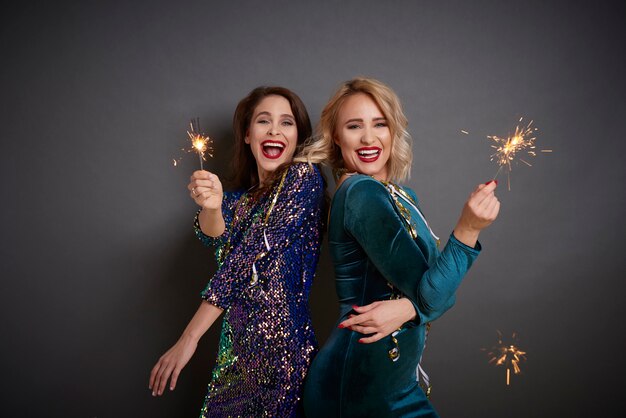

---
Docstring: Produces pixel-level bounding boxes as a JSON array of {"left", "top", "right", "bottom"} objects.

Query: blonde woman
[{"left": 299, "top": 78, "right": 500, "bottom": 417}]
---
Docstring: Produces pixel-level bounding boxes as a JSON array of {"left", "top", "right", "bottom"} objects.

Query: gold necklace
[
  {"left": 219, "top": 169, "right": 289, "bottom": 283},
  {"left": 250, "top": 169, "right": 288, "bottom": 285}
]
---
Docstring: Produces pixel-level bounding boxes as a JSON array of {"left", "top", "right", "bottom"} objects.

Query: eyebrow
[
  {"left": 344, "top": 117, "right": 387, "bottom": 123},
  {"left": 255, "top": 111, "right": 295, "bottom": 119}
]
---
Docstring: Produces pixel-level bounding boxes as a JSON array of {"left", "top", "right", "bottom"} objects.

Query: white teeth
[
  {"left": 263, "top": 142, "right": 285, "bottom": 149},
  {"left": 358, "top": 149, "right": 379, "bottom": 156}
]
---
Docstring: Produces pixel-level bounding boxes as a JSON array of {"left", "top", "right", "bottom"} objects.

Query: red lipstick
[
  {"left": 355, "top": 147, "right": 381, "bottom": 163},
  {"left": 261, "top": 140, "right": 286, "bottom": 160}
]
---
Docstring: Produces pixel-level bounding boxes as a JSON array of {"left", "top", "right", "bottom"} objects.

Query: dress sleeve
[
  {"left": 201, "top": 163, "right": 324, "bottom": 310},
  {"left": 343, "top": 177, "right": 480, "bottom": 324}
]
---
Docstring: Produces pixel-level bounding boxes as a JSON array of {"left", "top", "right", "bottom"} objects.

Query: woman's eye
[
  {"left": 347, "top": 124, "right": 360, "bottom": 130},
  {"left": 281, "top": 120, "right": 294, "bottom": 126},
  {"left": 257, "top": 119, "right": 270, "bottom": 124},
  {"left": 375, "top": 122, "right": 388, "bottom": 128}
]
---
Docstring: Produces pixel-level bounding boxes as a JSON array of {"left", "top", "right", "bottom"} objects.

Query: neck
[
  {"left": 257, "top": 167, "right": 270, "bottom": 186},
  {"left": 335, "top": 170, "right": 390, "bottom": 189}
]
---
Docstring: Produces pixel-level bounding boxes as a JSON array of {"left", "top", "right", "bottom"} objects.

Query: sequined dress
[
  {"left": 194, "top": 163, "right": 324, "bottom": 417},
  {"left": 303, "top": 175, "right": 481, "bottom": 417}
]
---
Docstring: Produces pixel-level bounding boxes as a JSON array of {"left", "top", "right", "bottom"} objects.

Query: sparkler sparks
[
  {"left": 487, "top": 117, "right": 548, "bottom": 190},
  {"left": 483, "top": 331, "right": 527, "bottom": 386},
  {"left": 185, "top": 117, "right": 213, "bottom": 170}
]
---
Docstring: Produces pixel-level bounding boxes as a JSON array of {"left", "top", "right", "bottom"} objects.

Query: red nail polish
[
  {"left": 338, "top": 323, "right": 345, "bottom": 329},
  {"left": 358, "top": 339, "right": 364, "bottom": 343},
  {"left": 485, "top": 180, "right": 493, "bottom": 185},
  {"left": 352, "top": 305, "right": 359, "bottom": 310},
  {"left": 494, "top": 180, "right": 498, "bottom": 185}
]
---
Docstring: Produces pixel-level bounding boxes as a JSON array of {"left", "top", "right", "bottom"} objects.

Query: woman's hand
[
  {"left": 149, "top": 334, "right": 198, "bottom": 396},
  {"left": 338, "top": 298, "right": 417, "bottom": 344},
  {"left": 453, "top": 180, "right": 500, "bottom": 247},
  {"left": 189, "top": 171, "right": 226, "bottom": 237},
  {"left": 148, "top": 301, "right": 222, "bottom": 396},
  {"left": 188, "top": 170, "right": 223, "bottom": 210}
]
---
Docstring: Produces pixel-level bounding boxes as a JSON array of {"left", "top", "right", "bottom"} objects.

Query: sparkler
[
  {"left": 487, "top": 117, "right": 551, "bottom": 190},
  {"left": 186, "top": 117, "right": 213, "bottom": 170},
  {"left": 483, "top": 330, "right": 527, "bottom": 386}
]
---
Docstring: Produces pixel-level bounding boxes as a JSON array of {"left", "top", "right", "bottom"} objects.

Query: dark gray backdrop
[{"left": 2, "top": 1, "right": 625, "bottom": 417}]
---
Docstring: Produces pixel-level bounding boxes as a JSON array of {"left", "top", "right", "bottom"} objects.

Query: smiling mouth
[
  {"left": 261, "top": 141, "right": 286, "bottom": 159},
  {"left": 356, "top": 147, "right": 381, "bottom": 162}
]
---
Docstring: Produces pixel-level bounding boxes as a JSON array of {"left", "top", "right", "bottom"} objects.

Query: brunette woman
[{"left": 150, "top": 87, "right": 323, "bottom": 417}]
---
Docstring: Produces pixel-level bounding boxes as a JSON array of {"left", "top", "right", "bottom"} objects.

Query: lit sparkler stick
[
  {"left": 487, "top": 117, "right": 550, "bottom": 190},
  {"left": 186, "top": 117, "right": 213, "bottom": 170},
  {"left": 483, "top": 330, "right": 527, "bottom": 386}
]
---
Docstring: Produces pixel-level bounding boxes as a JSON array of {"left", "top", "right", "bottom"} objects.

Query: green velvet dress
[{"left": 303, "top": 175, "right": 480, "bottom": 417}]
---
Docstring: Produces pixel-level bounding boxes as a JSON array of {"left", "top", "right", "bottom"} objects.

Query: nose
[
  {"left": 268, "top": 123, "right": 281, "bottom": 136},
  {"left": 360, "top": 127, "right": 375, "bottom": 145}
]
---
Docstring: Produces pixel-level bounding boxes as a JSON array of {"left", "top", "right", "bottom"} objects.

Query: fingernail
[
  {"left": 152, "top": 391, "right": 156, "bottom": 396},
  {"left": 485, "top": 180, "right": 493, "bottom": 185},
  {"left": 352, "top": 305, "right": 359, "bottom": 310},
  {"left": 358, "top": 339, "right": 364, "bottom": 343},
  {"left": 494, "top": 180, "right": 498, "bottom": 185},
  {"left": 338, "top": 324, "right": 345, "bottom": 329}
]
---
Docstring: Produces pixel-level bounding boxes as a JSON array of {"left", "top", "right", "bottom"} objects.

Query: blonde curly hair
[{"left": 296, "top": 77, "right": 412, "bottom": 182}]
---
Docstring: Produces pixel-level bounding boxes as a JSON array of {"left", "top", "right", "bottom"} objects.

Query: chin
[{"left": 356, "top": 166, "right": 382, "bottom": 177}]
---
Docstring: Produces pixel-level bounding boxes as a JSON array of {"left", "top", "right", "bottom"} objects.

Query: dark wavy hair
[{"left": 231, "top": 86, "right": 312, "bottom": 192}]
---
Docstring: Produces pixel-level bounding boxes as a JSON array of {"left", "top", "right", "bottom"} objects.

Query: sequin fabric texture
[{"left": 194, "top": 163, "right": 324, "bottom": 417}]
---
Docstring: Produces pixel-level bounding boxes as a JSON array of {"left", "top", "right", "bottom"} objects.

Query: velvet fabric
[{"left": 303, "top": 175, "right": 480, "bottom": 417}]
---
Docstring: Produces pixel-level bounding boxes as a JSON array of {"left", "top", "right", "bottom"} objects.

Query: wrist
[
  {"left": 199, "top": 207, "right": 226, "bottom": 237},
  {"left": 180, "top": 331, "right": 201, "bottom": 344},
  {"left": 452, "top": 224, "right": 480, "bottom": 248},
  {"left": 401, "top": 298, "right": 417, "bottom": 321},
  {"left": 200, "top": 207, "right": 221, "bottom": 216}
]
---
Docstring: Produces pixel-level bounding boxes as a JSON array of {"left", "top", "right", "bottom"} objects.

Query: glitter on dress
[{"left": 194, "top": 163, "right": 324, "bottom": 417}]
